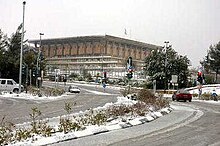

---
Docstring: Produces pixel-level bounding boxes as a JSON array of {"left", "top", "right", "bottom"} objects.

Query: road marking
[{"left": 136, "top": 109, "right": 204, "bottom": 140}]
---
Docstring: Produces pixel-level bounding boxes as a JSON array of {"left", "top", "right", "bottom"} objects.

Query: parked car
[
  {"left": 68, "top": 85, "right": 80, "bottom": 93},
  {"left": 172, "top": 89, "right": 192, "bottom": 102},
  {"left": 0, "top": 78, "right": 24, "bottom": 93}
]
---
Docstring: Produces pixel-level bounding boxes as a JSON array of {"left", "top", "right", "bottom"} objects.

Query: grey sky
[{"left": 1, "top": 0, "right": 220, "bottom": 68}]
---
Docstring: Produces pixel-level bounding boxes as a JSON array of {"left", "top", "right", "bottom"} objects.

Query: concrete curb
[{"left": 51, "top": 107, "right": 173, "bottom": 144}]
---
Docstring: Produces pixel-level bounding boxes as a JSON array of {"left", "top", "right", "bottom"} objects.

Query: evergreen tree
[
  {"left": 208, "top": 42, "right": 220, "bottom": 83},
  {"left": 144, "top": 47, "right": 190, "bottom": 89}
]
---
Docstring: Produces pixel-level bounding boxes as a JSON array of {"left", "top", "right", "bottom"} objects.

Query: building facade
[{"left": 29, "top": 35, "right": 161, "bottom": 78}]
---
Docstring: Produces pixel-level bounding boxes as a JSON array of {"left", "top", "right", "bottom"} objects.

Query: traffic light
[
  {"left": 127, "top": 68, "right": 133, "bottom": 79},
  {"left": 197, "top": 71, "right": 203, "bottom": 84},
  {"left": 127, "top": 72, "right": 133, "bottom": 79},
  {"left": 22, "top": 64, "right": 26, "bottom": 75}
]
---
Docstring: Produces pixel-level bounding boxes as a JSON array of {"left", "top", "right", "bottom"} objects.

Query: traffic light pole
[
  {"left": 36, "top": 33, "right": 44, "bottom": 88},
  {"left": 19, "top": 1, "right": 26, "bottom": 93}
]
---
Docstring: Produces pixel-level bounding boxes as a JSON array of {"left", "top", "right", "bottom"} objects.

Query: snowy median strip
[{"left": 2, "top": 93, "right": 173, "bottom": 146}]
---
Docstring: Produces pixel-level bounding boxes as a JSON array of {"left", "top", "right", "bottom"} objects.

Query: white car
[
  {"left": 0, "top": 78, "right": 24, "bottom": 93},
  {"left": 68, "top": 85, "right": 80, "bottom": 93}
]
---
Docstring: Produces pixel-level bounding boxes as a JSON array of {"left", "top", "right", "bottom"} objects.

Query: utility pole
[
  {"left": 19, "top": 1, "right": 26, "bottom": 93},
  {"left": 164, "top": 41, "right": 171, "bottom": 90},
  {"left": 36, "top": 33, "right": 44, "bottom": 88}
]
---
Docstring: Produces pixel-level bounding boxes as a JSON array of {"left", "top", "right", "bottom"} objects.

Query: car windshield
[
  {"left": 70, "top": 86, "right": 79, "bottom": 89},
  {"left": 178, "top": 89, "right": 190, "bottom": 94}
]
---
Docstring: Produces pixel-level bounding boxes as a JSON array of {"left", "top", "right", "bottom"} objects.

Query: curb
[
  {"left": 49, "top": 107, "right": 173, "bottom": 144},
  {"left": 14, "top": 107, "right": 174, "bottom": 146}
]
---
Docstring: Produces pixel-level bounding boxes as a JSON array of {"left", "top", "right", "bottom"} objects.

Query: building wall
[
  {"left": 42, "top": 41, "right": 153, "bottom": 61},
  {"left": 33, "top": 35, "right": 161, "bottom": 77}
]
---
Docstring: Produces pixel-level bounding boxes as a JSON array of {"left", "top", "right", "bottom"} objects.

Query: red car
[{"left": 172, "top": 89, "right": 192, "bottom": 102}]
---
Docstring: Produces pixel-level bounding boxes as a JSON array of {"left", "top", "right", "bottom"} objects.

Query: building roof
[{"left": 29, "top": 35, "right": 161, "bottom": 49}]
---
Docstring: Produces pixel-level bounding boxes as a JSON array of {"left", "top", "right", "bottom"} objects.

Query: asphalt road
[
  {"left": 0, "top": 81, "right": 119, "bottom": 124},
  {"left": 1, "top": 82, "right": 220, "bottom": 146},
  {"left": 109, "top": 101, "right": 220, "bottom": 146},
  {"left": 51, "top": 101, "right": 220, "bottom": 146}
]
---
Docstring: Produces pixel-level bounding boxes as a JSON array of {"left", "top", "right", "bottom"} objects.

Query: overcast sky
[{"left": 1, "top": 0, "right": 220, "bottom": 68}]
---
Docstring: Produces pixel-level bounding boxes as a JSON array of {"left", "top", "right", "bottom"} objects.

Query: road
[
  {"left": 51, "top": 101, "right": 220, "bottom": 146},
  {"left": 1, "top": 82, "right": 220, "bottom": 146},
  {"left": 109, "top": 101, "right": 220, "bottom": 146},
  {"left": 0, "top": 81, "right": 120, "bottom": 124}
]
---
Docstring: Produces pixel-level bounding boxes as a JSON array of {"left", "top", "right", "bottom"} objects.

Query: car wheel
[
  {"left": 189, "top": 99, "right": 192, "bottom": 102},
  {"left": 13, "top": 88, "right": 19, "bottom": 94},
  {"left": 172, "top": 97, "right": 175, "bottom": 101}
]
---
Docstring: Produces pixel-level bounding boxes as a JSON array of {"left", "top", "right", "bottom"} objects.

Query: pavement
[{"left": 51, "top": 102, "right": 203, "bottom": 146}]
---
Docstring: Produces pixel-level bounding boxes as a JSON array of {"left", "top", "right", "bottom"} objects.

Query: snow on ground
[
  {"left": 0, "top": 92, "right": 65, "bottom": 101},
  {"left": 0, "top": 86, "right": 114, "bottom": 101},
  {"left": 195, "top": 99, "right": 220, "bottom": 105},
  {"left": 0, "top": 91, "right": 172, "bottom": 146},
  {"left": 187, "top": 84, "right": 220, "bottom": 95},
  {"left": 1, "top": 83, "right": 219, "bottom": 145}
]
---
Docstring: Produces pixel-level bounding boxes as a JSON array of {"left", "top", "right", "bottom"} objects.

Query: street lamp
[
  {"left": 163, "top": 41, "right": 171, "bottom": 90},
  {"left": 36, "top": 33, "right": 44, "bottom": 88},
  {"left": 19, "top": 1, "right": 26, "bottom": 93}
]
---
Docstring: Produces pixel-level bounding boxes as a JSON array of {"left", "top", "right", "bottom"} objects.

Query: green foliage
[
  {"left": 37, "top": 121, "right": 55, "bottom": 137},
  {"left": 132, "top": 102, "right": 149, "bottom": 116},
  {"left": 107, "top": 104, "right": 132, "bottom": 118},
  {"left": 137, "top": 89, "right": 169, "bottom": 110},
  {"left": 0, "top": 116, "right": 15, "bottom": 145},
  {"left": 0, "top": 26, "right": 46, "bottom": 85},
  {"left": 199, "top": 93, "right": 219, "bottom": 101},
  {"left": 78, "top": 109, "right": 107, "bottom": 126},
  {"left": 14, "top": 128, "right": 32, "bottom": 141},
  {"left": 137, "top": 89, "right": 156, "bottom": 104},
  {"left": 28, "top": 86, "right": 65, "bottom": 97},
  {"left": 58, "top": 117, "right": 83, "bottom": 134},
  {"left": 29, "top": 107, "right": 42, "bottom": 134},
  {"left": 0, "top": 25, "right": 23, "bottom": 82},
  {"left": 0, "top": 92, "right": 170, "bottom": 144},
  {"left": 208, "top": 42, "right": 220, "bottom": 82},
  {"left": 144, "top": 48, "right": 190, "bottom": 89},
  {"left": 64, "top": 101, "right": 76, "bottom": 114}
]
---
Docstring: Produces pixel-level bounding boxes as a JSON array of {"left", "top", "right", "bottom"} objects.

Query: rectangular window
[
  {"left": 7, "top": 80, "right": 13, "bottom": 85},
  {"left": 1, "top": 80, "right": 6, "bottom": 84}
]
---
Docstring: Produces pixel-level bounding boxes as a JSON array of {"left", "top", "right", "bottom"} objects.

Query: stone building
[{"left": 29, "top": 35, "right": 161, "bottom": 78}]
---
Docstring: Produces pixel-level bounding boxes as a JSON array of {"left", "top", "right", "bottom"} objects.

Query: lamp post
[
  {"left": 36, "top": 33, "right": 44, "bottom": 88},
  {"left": 163, "top": 41, "right": 171, "bottom": 90},
  {"left": 19, "top": 1, "right": 26, "bottom": 93}
]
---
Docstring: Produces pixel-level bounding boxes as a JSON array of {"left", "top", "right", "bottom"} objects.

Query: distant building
[{"left": 29, "top": 35, "right": 161, "bottom": 78}]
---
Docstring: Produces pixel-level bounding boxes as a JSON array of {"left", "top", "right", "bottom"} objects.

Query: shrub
[
  {"left": 200, "top": 93, "right": 220, "bottom": 101},
  {"left": 14, "top": 128, "right": 32, "bottom": 141},
  {"left": 154, "top": 97, "right": 170, "bottom": 110},
  {"left": 29, "top": 107, "right": 41, "bottom": 134},
  {"left": 37, "top": 120, "right": 55, "bottom": 137},
  {"left": 28, "top": 86, "right": 65, "bottom": 97},
  {"left": 58, "top": 117, "right": 84, "bottom": 134},
  {"left": 136, "top": 89, "right": 169, "bottom": 110},
  {"left": 137, "top": 89, "right": 156, "bottom": 104},
  {"left": 88, "top": 111, "right": 107, "bottom": 126},
  {"left": 120, "top": 87, "right": 137, "bottom": 97},
  {"left": 132, "top": 102, "right": 149, "bottom": 116},
  {"left": 106, "top": 104, "right": 132, "bottom": 118},
  {"left": 200, "top": 93, "right": 211, "bottom": 100},
  {"left": 0, "top": 116, "right": 15, "bottom": 145}
]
